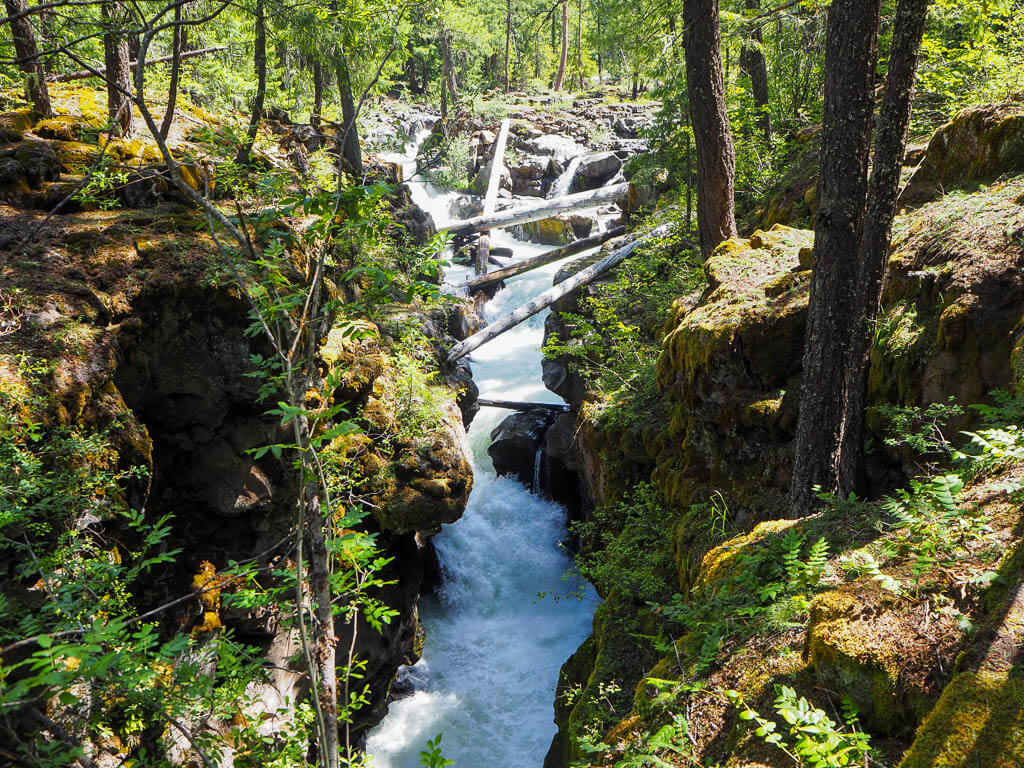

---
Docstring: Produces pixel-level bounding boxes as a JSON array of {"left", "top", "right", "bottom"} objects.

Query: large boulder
[
  {"left": 574, "top": 151, "right": 622, "bottom": 191},
  {"left": 12, "top": 140, "right": 60, "bottom": 187},
  {"left": 903, "top": 98, "right": 1024, "bottom": 203},
  {"left": 488, "top": 408, "right": 558, "bottom": 487},
  {"left": 527, "top": 134, "right": 587, "bottom": 164},
  {"left": 508, "top": 154, "right": 560, "bottom": 197}
]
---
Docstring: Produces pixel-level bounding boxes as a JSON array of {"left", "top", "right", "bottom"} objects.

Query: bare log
[
  {"left": 48, "top": 46, "right": 226, "bottom": 82},
  {"left": 478, "top": 398, "right": 570, "bottom": 411},
  {"left": 446, "top": 182, "right": 628, "bottom": 237},
  {"left": 466, "top": 226, "right": 627, "bottom": 292},
  {"left": 476, "top": 118, "right": 511, "bottom": 276},
  {"left": 447, "top": 224, "right": 671, "bottom": 362}
]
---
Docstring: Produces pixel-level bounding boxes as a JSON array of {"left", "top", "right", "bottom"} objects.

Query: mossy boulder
[
  {"left": 34, "top": 114, "right": 100, "bottom": 142},
  {"left": 511, "top": 214, "right": 575, "bottom": 245},
  {"left": 903, "top": 98, "right": 1024, "bottom": 203},
  {"left": 806, "top": 586, "right": 963, "bottom": 736},
  {"left": 653, "top": 225, "right": 812, "bottom": 512},
  {"left": 898, "top": 671, "right": 1024, "bottom": 768}
]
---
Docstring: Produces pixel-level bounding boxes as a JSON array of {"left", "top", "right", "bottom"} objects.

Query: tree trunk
[
  {"left": 553, "top": 1, "right": 568, "bottom": 91},
  {"left": 683, "top": 0, "right": 737, "bottom": 258},
  {"left": 446, "top": 182, "right": 628, "bottom": 236},
  {"left": 575, "top": 0, "right": 584, "bottom": 90},
  {"left": 335, "top": 49, "right": 363, "bottom": 176},
  {"left": 159, "top": 2, "right": 186, "bottom": 140},
  {"left": 439, "top": 28, "right": 459, "bottom": 105},
  {"left": 312, "top": 59, "right": 324, "bottom": 127},
  {"left": 739, "top": 0, "right": 771, "bottom": 143},
  {"left": 4, "top": 0, "right": 51, "bottom": 116},
  {"left": 837, "top": 0, "right": 931, "bottom": 495},
  {"left": 504, "top": 0, "right": 512, "bottom": 93},
  {"left": 235, "top": 0, "right": 266, "bottom": 165},
  {"left": 788, "top": 0, "right": 882, "bottom": 516},
  {"left": 448, "top": 225, "right": 671, "bottom": 362},
  {"left": 102, "top": 1, "right": 132, "bottom": 136}
]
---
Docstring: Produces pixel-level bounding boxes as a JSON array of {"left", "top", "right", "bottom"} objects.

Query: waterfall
[
  {"left": 369, "top": 128, "right": 604, "bottom": 768},
  {"left": 547, "top": 155, "right": 582, "bottom": 199}
]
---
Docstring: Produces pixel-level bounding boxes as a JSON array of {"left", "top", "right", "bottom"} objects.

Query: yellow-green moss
[
  {"left": 696, "top": 519, "right": 798, "bottom": 592},
  {"left": 899, "top": 672, "right": 1024, "bottom": 768}
]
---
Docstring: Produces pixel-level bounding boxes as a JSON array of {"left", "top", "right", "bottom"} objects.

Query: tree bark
[
  {"left": 4, "top": 0, "right": 51, "bottom": 116},
  {"left": 446, "top": 182, "right": 628, "bottom": 236},
  {"left": 312, "top": 59, "right": 324, "bottom": 128},
  {"left": 837, "top": 0, "right": 931, "bottom": 495},
  {"left": 102, "top": 1, "right": 132, "bottom": 136},
  {"left": 739, "top": 0, "right": 771, "bottom": 143},
  {"left": 235, "top": 0, "right": 266, "bottom": 165},
  {"left": 447, "top": 225, "right": 670, "bottom": 362},
  {"left": 683, "top": 0, "right": 737, "bottom": 258},
  {"left": 504, "top": 0, "right": 512, "bottom": 93},
  {"left": 575, "top": 0, "right": 584, "bottom": 90},
  {"left": 439, "top": 27, "right": 459, "bottom": 105},
  {"left": 159, "top": 2, "right": 186, "bottom": 140},
  {"left": 476, "top": 119, "right": 512, "bottom": 276},
  {"left": 553, "top": 0, "right": 568, "bottom": 91},
  {"left": 335, "top": 48, "right": 363, "bottom": 176},
  {"left": 788, "top": 0, "right": 882, "bottom": 516}
]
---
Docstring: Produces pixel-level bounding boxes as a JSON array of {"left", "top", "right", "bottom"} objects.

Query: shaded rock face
[
  {"left": 489, "top": 408, "right": 555, "bottom": 486},
  {"left": 4, "top": 201, "right": 476, "bottom": 755}
]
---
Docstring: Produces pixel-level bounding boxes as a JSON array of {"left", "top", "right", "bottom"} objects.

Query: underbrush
[
  {"left": 565, "top": 390, "right": 1024, "bottom": 768},
  {"left": 543, "top": 209, "right": 702, "bottom": 433}
]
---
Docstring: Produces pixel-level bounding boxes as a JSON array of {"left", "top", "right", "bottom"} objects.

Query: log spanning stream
[{"left": 366, "top": 129, "right": 610, "bottom": 766}]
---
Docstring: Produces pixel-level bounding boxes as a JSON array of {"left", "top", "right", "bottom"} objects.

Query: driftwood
[
  {"left": 49, "top": 47, "right": 228, "bottom": 82},
  {"left": 465, "top": 226, "right": 627, "bottom": 292},
  {"left": 478, "top": 398, "right": 570, "bottom": 411},
  {"left": 476, "top": 119, "right": 511, "bottom": 276},
  {"left": 447, "top": 224, "right": 670, "bottom": 362},
  {"left": 446, "top": 182, "right": 629, "bottom": 237}
]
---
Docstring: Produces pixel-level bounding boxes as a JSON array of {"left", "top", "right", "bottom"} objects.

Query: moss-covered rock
[
  {"left": 904, "top": 98, "right": 1024, "bottom": 203},
  {"left": 898, "top": 672, "right": 1024, "bottom": 768},
  {"left": 806, "top": 587, "right": 963, "bottom": 736}
]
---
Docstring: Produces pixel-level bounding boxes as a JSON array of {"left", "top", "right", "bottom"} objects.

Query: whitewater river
[{"left": 367, "top": 131, "right": 601, "bottom": 767}]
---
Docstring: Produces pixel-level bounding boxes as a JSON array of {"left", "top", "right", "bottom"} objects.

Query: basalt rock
[{"left": 488, "top": 408, "right": 557, "bottom": 487}]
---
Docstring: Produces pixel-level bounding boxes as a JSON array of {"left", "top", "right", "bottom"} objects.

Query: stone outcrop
[{"left": 0, "top": 193, "right": 475, "bottom": 760}]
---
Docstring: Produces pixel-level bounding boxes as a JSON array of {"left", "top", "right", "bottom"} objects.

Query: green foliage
[
  {"left": 877, "top": 396, "right": 965, "bottom": 464},
  {"left": 543, "top": 221, "right": 702, "bottom": 431},
  {"left": 571, "top": 483, "right": 676, "bottom": 604},
  {"left": 654, "top": 529, "right": 831, "bottom": 675},
  {"left": 729, "top": 686, "right": 872, "bottom": 768},
  {"left": 419, "top": 733, "right": 454, "bottom": 768}
]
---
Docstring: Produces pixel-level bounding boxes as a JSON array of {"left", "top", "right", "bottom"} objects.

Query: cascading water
[
  {"left": 547, "top": 156, "right": 582, "bottom": 199},
  {"left": 369, "top": 128, "right": 603, "bottom": 768}
]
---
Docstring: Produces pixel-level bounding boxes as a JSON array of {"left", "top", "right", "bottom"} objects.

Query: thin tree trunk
[
  {"left": 335, "top": 49, "right": 363, "bottom": 175},
  {"left": 575, "top": 0, "right": 584, "bottom": 90},
  {"left": 159, "top": 2, "right": 185, "bottom": 139},
  {"left": 504, "top": 0, "right": 512, "bottom": 93},
  {"left": 312, "top": 59, "right": 324, "bottom": 127},
  {"left": 788, "top": 0, "right": 882, "bottom": 516},
  {"left": 739, "top": 0, "right": 771, "bottom": 143},
  {"left": 683, "top": 0, "right": 737, "bottom": 258},
  {"left": 4, "top": 0, "right": 51, "bottom": 116},
  {"left": 236, "top": 0, "right": 266, "bottom": 165},
  {"left": 102, "top": 0, "right": 132, "bottom": 136},
  {"left": 837, "top": 0, "right": 931, "bottom": 495},
  {"left": 439, "top": 28, "right": 459, "bottom": 105},
  {"left": 448, "top": 225, "right": 671, "bottom": 362},
  {"left": 553, "top": 0, "right": 568, "bottom": 91}
]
